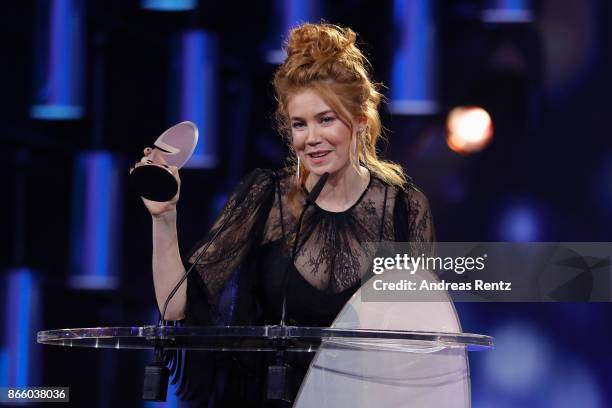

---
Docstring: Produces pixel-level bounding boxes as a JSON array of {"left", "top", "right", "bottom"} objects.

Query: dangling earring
[
  {"left": 351, "top": 131, "right": 359, "bottom": 169},
  {"left": 359, "top": 127, "right": 370, "bottom": 168},
  {"left": 296, "top": 156, "right": 300, "bottom": 181},
  {"left": 357, "top": 128, "right": 364, "bottom": 166}
]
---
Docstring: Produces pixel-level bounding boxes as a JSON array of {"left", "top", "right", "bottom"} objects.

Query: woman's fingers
[
  {"left": 129, "top": 160, "right": 147, "bottom": 174},
  {"left": 131, "top": 149, "right": 179, "bottom": 182},
  {"left": 168, "top": 166, "right": 180, "bottom": 183}
]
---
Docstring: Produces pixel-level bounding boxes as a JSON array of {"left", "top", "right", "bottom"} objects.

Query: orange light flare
[{"left": 446, "top": 106, "right": 494, "bottom": 155}]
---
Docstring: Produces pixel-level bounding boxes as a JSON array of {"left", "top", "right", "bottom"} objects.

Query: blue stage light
[
  {"left": 499, "top": 204, "right": 540, "bottom": 241},
  {"left": 30, "top": 105, "right": 84, "bottom": 120},
  {"left": 548, "top": 362, "right": 603, "bottom": 408},
  {"left": 482, "top": 0, "right": 534, "bottom": 23},
  {"left": 390, "top": 0, "right": 438, "bottom": 115},
  {"left": 3, "top": 269, "right": 41, "bottom": 387},
  {"left": 265, "top": 0, "right": 321, "bottom": 64},
  {"left": 69, "top": 152, "right": 121, "bottom": 290},
  {"left": 31, "top": 0, "right": 84, "bottom": 120},
  {"left": 141, "top": 0, "right": 197, "bottom": 11},
  {"left": 482, "top": 321, "right": 551, "bottom": 394},
  {"left": 0, "top": 350, "right": 8, "bottom": 386},
  {"left": 171, "top": 30, "right": 218, "bottom": 168}
]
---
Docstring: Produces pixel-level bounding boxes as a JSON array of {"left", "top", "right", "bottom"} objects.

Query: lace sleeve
[
  {"left": 173, "top": 170, "right": 276, "bottom": 403},
  {"left": 394, "top": 183, "right": 436, "bottom": 243},
  {"left": 185, "top": 168, "right": 276, "bottom": 299},
  {"left": 405, "top": 184, "right": 436, "bottom": 242}
]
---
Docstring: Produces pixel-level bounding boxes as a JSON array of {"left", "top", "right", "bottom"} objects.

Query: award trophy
[{"left": 130, "top": 121, "right": 198, "bottom": 201}]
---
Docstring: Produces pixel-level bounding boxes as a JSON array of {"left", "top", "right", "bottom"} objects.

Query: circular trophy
[{"left": 130, "top": 121, "right": 198, "bottom": 202}]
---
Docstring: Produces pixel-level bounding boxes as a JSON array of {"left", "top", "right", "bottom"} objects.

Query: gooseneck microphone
[
  {"left": 159, "top": 169, "right": 261, "bottom": 325},
  {"left": 267, "top": 172, "right": 329, "bottom": 404},
  {"left": 143, "top": 169, "right": 261, "bottom": 402},
  {"left": 279, "top": 172, "right": 329, "bottom": 326}
]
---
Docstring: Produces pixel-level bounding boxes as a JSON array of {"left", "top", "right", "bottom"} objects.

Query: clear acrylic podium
[{"left": 38, "top": 272, "right": 493, "bottom": 407}]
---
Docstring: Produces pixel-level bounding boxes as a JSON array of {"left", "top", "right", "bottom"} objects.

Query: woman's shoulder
[
  {"left": 371, "top": 172, "right": 428, "bottom": 203},
  {"left": 233, "top": 167, "right": 295, "bottom": 205},
  {"left": 242, "top": 167, "right": 294, "bottom": 183},
  {"left": 264, "top": 166, "right": 298, "bottom": 193},
  {"left": 402, "top": 177, "right": 430, "bottom": 204},
  {"left": 236, "top": 167, "right": 290, "bottom": 190},
  {"left": 382, "top": 173, "right": 435, "bottom": 241}
]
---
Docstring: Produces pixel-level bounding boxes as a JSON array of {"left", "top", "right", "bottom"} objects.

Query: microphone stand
[
  {"left": 267, "top": 172, "right": 329, "bottom": 404},
  {"left": 142, "top": 170, "right": 261, "bottom": 401}
]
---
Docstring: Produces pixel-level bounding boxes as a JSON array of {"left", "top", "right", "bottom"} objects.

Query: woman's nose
[{"left": 305, "top": 128, "right": 322, "bottom": 145}]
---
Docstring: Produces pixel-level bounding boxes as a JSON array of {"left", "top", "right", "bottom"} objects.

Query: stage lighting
[
  {"left": 548, "top": 363, "right": 604, "bottom": 408},
  {"left": 141, "top": 0, "right": 197, "bottom": 11},
  {"left": 482, "top": 0, "right": 534, "bottom": 24},
  {"left": 265, "top": 0, "right": 321, "bottom": 64},
  {"left": 31, "top": 0, "right": 84, "bottom": 120},
  {"left": 68, "top": 152, "right": 122, "bottom": 290},
  {"left": 446, "top": 106, "right": 493, "bottom": 155},
  {"left": 170, "top": 30, "right": 218, "bottom": 168},
  {"left": 3, "top": 269, "right": 41, "bottom": 387},
  {"left": 498, "top": 204, "right": 540, "bottom": 241},
  {"left": 483, "top": 322, "right": 550, "bottom": 393},
  {"left": 389, "top": 0, "right": 438, "bottom": 115}
]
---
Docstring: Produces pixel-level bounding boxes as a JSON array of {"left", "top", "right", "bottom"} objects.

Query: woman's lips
[{"left": 306, "top": 151, "right": 331, "bottom": 165}]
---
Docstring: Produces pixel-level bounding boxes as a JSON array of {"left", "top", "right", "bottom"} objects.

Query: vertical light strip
[
  {"left": 284, "top": 0, "right": 312, "bottom": 34},
  {"left": 69, "top": 152, "right": 121, "bottom": 289},
  {"left": 141, "top": 0, "right": 197, "bottom": 11},
  {"left": 266, "top": 0, "right": 320, "bottom": 64},
  {"left": 31, "top": 0, "right": 84, "bottom": 120},
  {"left": 390, "top": 0, "right": 438, "bottom": 115},
  {"left": 0, "top": 350, "right": 8, "bottom": 386},
  {"left": 177, "top": 30, "right": 218, "bottom": 168},
  {"left": 482, "top": 0, "right": 533, "bottom": 23},
  {"left": 84, "top": 153, "right": 110, "bottom": 279},
  {"left": 4, "top": 268, "right": 40, "bottom": 387}
]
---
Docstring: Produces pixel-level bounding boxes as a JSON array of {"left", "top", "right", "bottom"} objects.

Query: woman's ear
[{"left": 356, "top": 116, "right": 368, "bottom": 131}]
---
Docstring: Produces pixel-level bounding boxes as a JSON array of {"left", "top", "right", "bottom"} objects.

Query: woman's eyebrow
[{"left": 290, "top": 110, "right": 335, "bottom": 121}]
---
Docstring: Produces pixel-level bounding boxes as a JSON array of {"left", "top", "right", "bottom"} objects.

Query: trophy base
[{"left": 130, "top": 164, "right": 178, "bottom": 202}]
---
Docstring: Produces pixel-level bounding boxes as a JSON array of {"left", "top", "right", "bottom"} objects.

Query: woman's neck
[{"left": 306, "top": 164, "right": 370, "bottom": 212}]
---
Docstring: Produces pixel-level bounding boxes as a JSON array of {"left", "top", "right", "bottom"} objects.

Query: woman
[{"left": 137, "top": 23, "right": 434, "bottom": 406}]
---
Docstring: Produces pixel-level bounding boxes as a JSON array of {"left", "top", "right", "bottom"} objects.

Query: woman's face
[{"left": 287, "top": 88, "right": 362, "bottom": 178}]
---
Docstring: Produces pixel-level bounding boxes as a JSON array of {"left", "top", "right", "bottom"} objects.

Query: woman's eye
[
  {"left": 321, "top": 116, "right": 335, "bottom": 124},
  {"left": 292, "top": 122, "right": 305, "bottom": 129}
]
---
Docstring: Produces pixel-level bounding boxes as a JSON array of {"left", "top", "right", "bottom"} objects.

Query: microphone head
[{"left": 306, "top": 172, "right": 329, "bottom": 205}]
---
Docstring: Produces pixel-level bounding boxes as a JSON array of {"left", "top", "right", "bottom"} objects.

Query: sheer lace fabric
[
  {"left": 188, "top": 168, "right": 435, "bottom": 299},
  {"left": 176, "top": 168, "right": 435, "bottom": 403}
]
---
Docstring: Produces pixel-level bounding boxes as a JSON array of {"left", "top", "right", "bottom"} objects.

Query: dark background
[{"left": 2, "top": 0, "right": 611, "bottom": 406}]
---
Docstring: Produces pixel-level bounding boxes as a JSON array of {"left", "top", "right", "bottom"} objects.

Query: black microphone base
[
  {"left": 267, "top": 361, "right": 294, "bottom": 403},
  {"left": 142, "top": 363, "right": 170, "bottom": 401}
]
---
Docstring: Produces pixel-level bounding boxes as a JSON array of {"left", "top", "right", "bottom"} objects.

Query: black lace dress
[{"left": 172, "top": 168, "right": 435, "bottom": 406}]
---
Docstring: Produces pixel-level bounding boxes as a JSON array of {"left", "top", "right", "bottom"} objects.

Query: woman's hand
[{"left": 130, "top": 147, "right": 181, "bottom": 218}]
